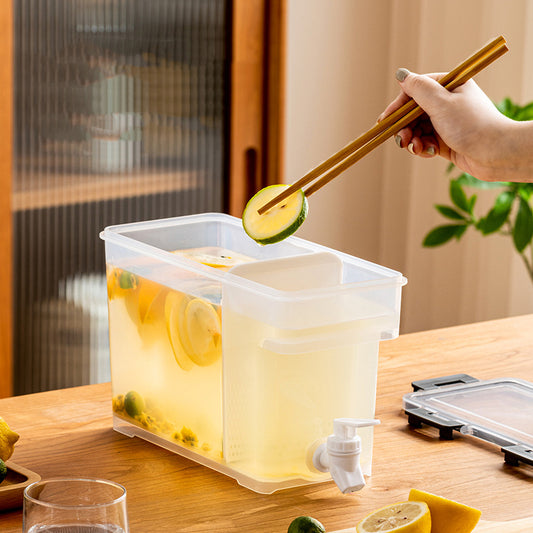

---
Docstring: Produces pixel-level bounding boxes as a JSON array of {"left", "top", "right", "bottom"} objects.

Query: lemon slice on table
[
  {"left": 184, "top": 298, "right": 222, "bottom": 366},
  {"left": 408, "top": 489, "right": 481, "bottom": 533},
  {"left": 165, "top": 291, "right": 195, "bottom": 371},
  {"left": 356, "top": 501, "right": 431, "bottom": 533},
  {"left": 242, "top": 184, "right": 308, "bottom": 245}
]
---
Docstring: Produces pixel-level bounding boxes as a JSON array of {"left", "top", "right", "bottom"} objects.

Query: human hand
[{"left": 379, "top": 69, "right": 513, "bottom": 181}]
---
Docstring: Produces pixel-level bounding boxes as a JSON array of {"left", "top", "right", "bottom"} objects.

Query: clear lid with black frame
[{"left": 403, "top": 374, "right": 533, "bottom": 468}]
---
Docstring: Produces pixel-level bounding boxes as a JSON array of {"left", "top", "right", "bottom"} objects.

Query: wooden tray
[
  {"left": 0, "top": 461, "right": 40, "bottom": 512},
  {"left": 331, "top": 516, "right": 533, "bottom": 533}
]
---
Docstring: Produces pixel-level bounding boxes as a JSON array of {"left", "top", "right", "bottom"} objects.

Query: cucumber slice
[{"left": 242, "top": 184, "right": 308, "bottom": 245}]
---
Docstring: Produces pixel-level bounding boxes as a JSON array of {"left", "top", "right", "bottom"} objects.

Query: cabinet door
[
  {"left": 228, "top": 0, "right": 285, "bottom": 214},
  {"left": 6, "top": 0, "right": 284, "bottom": 396},
  {"left": 0, "top": 0, "right": 13, "bottom": 398}
]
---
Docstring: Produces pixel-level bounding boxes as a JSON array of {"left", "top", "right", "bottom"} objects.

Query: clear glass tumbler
[{"left": 23, "top": 478, "right": 129, "bottom": 533}]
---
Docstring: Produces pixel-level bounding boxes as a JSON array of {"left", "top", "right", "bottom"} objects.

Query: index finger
[
  {"left": 378, "top": 72, "right": 446, "bottom": 122},
  {"left": 377, "top": 91, "right": 411, "bottom": 122}
]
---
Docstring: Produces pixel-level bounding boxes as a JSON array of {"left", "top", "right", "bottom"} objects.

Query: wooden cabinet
[
  {"left": 0, "top": 0, "right": 13, "bottom": 397},
  {"left": 0, "top": 0, "right": 285, "bottom": 397}
]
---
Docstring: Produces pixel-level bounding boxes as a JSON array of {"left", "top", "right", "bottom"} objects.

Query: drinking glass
[{"left": 23, "top": 478, "right": 129, "bottom": 533}]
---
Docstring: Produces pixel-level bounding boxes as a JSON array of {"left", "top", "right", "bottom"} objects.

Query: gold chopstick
[
  {"left": 257, "top": 35, "right": 508, "bottom": 215},
  {"left": 304, "top": 38, "right": 508, "bottom": 197}
]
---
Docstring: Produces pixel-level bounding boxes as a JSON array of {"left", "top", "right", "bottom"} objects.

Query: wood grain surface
[
  {"left": 0, "top": 314, "right": 532, "bottom": 532},
  {"left": 331, "top": 516, "right": 533, "bottom": 533}
]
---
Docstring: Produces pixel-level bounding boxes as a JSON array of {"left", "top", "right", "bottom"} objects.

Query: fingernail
[
  {"left": 394, "top": 135, "right": 402, "bottom": 148},
  {"left": 396, "top": 68, "right": 410, "bottom": 82},
  {"left": 407, "top": 142, "right": 415, "bottom": 155},
  {"left": 425, "top": 146, "right": 436, "bottom": 156}
]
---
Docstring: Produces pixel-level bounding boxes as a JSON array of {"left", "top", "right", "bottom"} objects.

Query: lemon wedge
[
  {"left": 242, "top": 184, "right": 308, "bottom": 245},
  {"left": 0, "top": 417, "right": 19, "bottom": 462},
  {"left": 408, "top": 489, "right": 481, "bottom": 533},
  {"left": 165, "top": 291, "right": 194, "bottom": 371},
  {"left": 184, "top": 298, "right": 222, "bottom": 366},
  {"left": 356, "top": 501, "right": 431, "bottom": 533}
]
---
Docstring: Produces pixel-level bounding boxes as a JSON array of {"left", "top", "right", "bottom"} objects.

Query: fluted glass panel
[{"left": 13, "top": 0, "right": 228, "bottom": 394}]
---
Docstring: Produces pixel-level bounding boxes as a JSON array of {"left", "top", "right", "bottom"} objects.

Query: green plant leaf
[
  {"left": 497, "top": 97, "right": 519, "bottom": 118},
  {"left": 493, "top": 190, "right": 516, "bottom": 212},
  {"left": 435, "top": 205, "right": 467, "bottom": 221},
  {"left": 497, "top": 98, "right": 533, "bottom": 121},
  {"left": 513, "top": 197, "right": 533, "bottom": 252},
  {"left": 477, "top": 191, "right": 514, "bottom": 234},
  {"left": 456, "top": 173, "right": 507, "bottom": 190},
  {"left": 468, "top": 194, "right": 477, "bottom": 213},
  {"left": 516, "top": 102, "right": 533, "bottom": 121},
  {"left": 450, "top": 180, "right": 471, "bottom": 212},
  {"left": 517, "top": 184, "right": 533, "bottom": 201},
  {"left": 496, "top": 97, "right": 511, "bottom": 114},
  {"left": 423, "top": 224, "right": 468, "bottom": 247},
  {"left": 455, "top": 225, "right": 468, "bottom": 240}
]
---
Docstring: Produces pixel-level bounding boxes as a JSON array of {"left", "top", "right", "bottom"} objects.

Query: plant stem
[{"left": 520, "top": 246, "right": 533, "bottom": 283}]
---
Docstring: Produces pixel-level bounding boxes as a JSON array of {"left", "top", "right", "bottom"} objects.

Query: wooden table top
[{"left": 1, "top": 314, "right": 533, "bottom": 532}]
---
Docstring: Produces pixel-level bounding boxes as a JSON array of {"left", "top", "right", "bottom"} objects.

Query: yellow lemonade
[
  {"left": 106, "top": 247, "right": 245, "bottom": 460},
  {"left": 222, "top": 307, "right": 380, "bottom": 480},
  {"left": 106, "top": 246, "right": 380, "bottom": 484}
]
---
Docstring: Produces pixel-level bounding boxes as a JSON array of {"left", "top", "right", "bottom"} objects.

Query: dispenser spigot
[{"left": 312, "top": 418, "right": 380, "bottom": 494}]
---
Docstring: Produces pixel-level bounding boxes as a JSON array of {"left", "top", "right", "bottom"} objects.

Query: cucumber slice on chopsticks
[{"left": 242, "top": 184, "right": 308, "bottom": 245}]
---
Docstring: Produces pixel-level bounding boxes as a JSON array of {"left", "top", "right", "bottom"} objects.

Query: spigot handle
[{"left": 333, "top": 418, "right": 380, "bottom": 439}]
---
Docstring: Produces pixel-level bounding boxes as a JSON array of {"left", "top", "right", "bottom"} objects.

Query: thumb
[{"left": 395, "top": 68, "right": 449, "bottom": 115}]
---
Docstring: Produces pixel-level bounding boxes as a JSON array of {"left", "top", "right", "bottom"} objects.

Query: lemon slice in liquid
[
  {"left": 165, "top": 291, "right": 194, "bottom": 371},
  {"left": 183, "top": 298, "right": 222, "bottom": 366}
]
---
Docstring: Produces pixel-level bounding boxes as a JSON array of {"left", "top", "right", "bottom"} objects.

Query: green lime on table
[
  {"left": 124, "top": 391, "right": 145, "bottom": 418},
  {"left": 242, "top": 184, "right": 308, "bottom": 245},
  {"left": 0, "top": 459, "right": 7, "bottom": 483},
  {"left": 288, "top": 516, "right": 326, "bottom": 533}
]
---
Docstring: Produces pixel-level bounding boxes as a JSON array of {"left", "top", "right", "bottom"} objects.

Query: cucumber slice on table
[{"left": 242, "top": 184, "right": 308, "bottom": 245}]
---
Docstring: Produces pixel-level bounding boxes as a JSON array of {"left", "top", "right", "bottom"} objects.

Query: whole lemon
[{"left": 0, "top": 417, "right": 19, "bottom": 461}]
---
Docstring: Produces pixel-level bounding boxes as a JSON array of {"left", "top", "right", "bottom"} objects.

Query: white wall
[
  {"left": 284, "top": 0, "right": 533, "bottom": 333},
  {"left": 284, "top": 0, "right": 391, "bottom": 261}
]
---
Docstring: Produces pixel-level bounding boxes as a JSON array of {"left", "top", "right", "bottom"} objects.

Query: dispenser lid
[{"left": 403, "top": 374, "right": 533, "bottom": 468}]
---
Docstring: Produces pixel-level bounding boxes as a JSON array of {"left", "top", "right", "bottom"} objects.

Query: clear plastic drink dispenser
[{"left": 100, "top": 213, "right": 406, "bottom": 493}]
